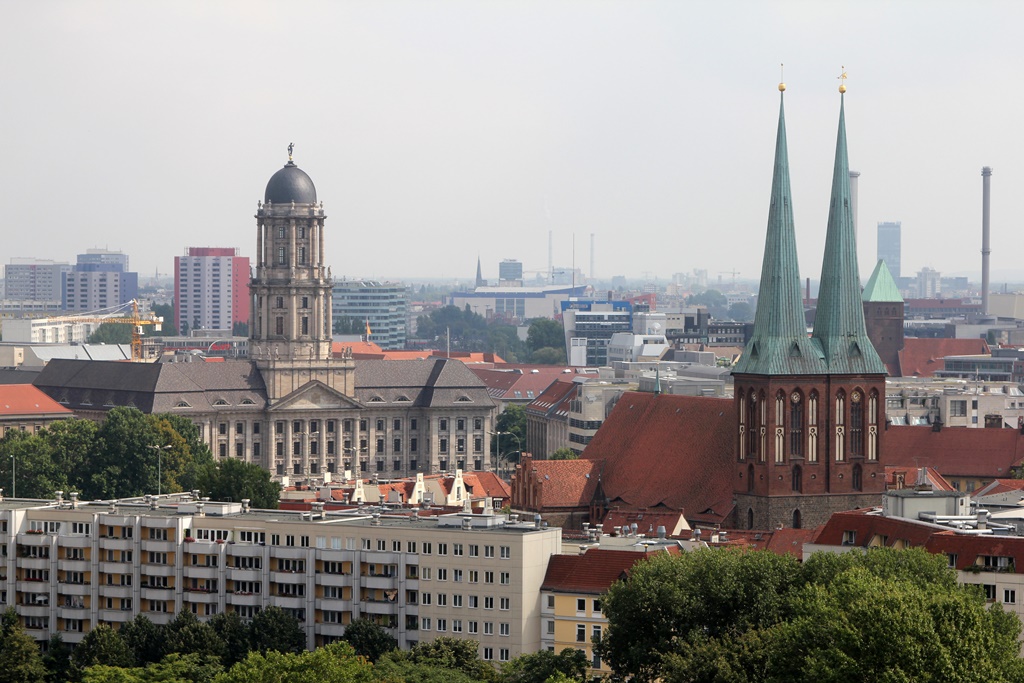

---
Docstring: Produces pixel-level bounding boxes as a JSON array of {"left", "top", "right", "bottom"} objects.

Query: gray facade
[
  {"left": 877, "top": 221, "right": 902, "bottom": 279},
  {"left": 3, "top": 259, "right": 70, "bottom": 302},
  {"left": 332, "top": 280, "right": 407, "bottom": 350}
]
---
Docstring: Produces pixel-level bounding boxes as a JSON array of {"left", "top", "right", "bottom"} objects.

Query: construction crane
[
  {"left": 718, "top": 270, "right": 741, "bottom": 289},
  {"left": 46, "top": 300, "right": 163, "bottom": 362}
]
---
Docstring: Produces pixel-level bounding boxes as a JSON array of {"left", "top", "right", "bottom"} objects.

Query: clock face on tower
[{"left": 790, "top": 392, "right": 801, "bottom": 403}]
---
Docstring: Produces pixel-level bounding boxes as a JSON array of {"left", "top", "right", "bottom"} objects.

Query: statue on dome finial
[
  {"left": 838, "top": 66, "right": 848, "bottom": 94},
  {"left": 288, "top": 142, "right": 294, "bottom": 162}
]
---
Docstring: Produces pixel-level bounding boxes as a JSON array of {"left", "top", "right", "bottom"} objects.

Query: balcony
[
  {"left": 143, "top": 611, "right": 174, "bottom": 626},
  {"left": 228, "top": 544, "right": 265, "bottom": 558},
  {"left": 183, "top": 589, "right": 220, "bottom": 604},
  {"left": 99, "top": 537, "right": 134, "bottom": 552},
  {"left": 141, "top": 586, "right": 175, "bottom": 601},
  {"left": 24, "top": 628, "right": 49, "bottom": 641},
  {"left": 270, "top": 570, "right": 307, "bottom": 584},
  {"left": 183, "top": 566, "right": 219, "bottom": 580},
  {"left": 227, "top": 568, "right": 262, "bottom": 583},
  {"left": 98, "top": 609, "right": 133, "bottom": 624},
  {"left": 18, "top": 557, "right": 50, "bottom": 570},
  {"left": 361, "top": 600, "right": 397, "bottom": 615},
  {"left": 316, "top": 622, "right": 347, "bottom": 638},
  {"left": 58, "top": 536, "right": 91, "bottom": 549},
  {"left": 99, "top": 561, "right": 133, "bottom": 574},
  {"left": 18, "top": 604, "right": 50, "bottom": 618},
  {"left": 141, "top": 564, "right": 175, "bottom": 578},
  {"left": 58, "top": 559, "right": 90, "bottom": 573},
  {"left": 57, "top": 605, "right": 88, "bottom": 619},
  {"left": 99, "top": 585, "right": 132, "bottom": 599},
  {"left": 17, "top": 533, "right": 51, "bottom": 547},
  {"left": 317, "top": 572, "right": 350, "bottom": 587},
  {"left": 269, "top": 595, "right": 304, "bottom": 610},
  {"left": 60, "top": 631, "right": 87, "bottom": 645},
  {"left": 270, "top": 547, "right": 307, "bottom": 560},
  {"left": 315, "top": 597, "right": 352, "bottom": 611},
  {"left": 57, "top": 582, "right": 90, "bottom": 597},
  {"left": 16, "top": 580, "right": 50, "bottom": 592},
  {"left": 361, "top": 575, "right": 398, "bottom": 590},
  {"left": 141, "top": 540, "right": 175, "bottom": 553},
  {"left": 228, "top": 592, "right": 263, "bottom": 607}
]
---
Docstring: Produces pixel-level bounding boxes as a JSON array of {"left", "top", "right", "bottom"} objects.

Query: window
[
  {"left": 576, "top": 598, "right": 586, "bottom": 613},
  {"left": 469, "top": 545, "right": 479, "bottom": 558},
  {"left": 1005, "top": 589, "right": 1017, "bottom": 604},
  {"left": 577, "top": 624, "right": 586, "bottom": 642},
  {"left": 483, "top": 647, "right": 493, "bottom": 661},
  {"left": 500, "top": 546, "right": 510, "bottom": 559},
  {"left": 500, "top": 648, "right": 510, "bottom": 662},
  {"left": 950, "top": 400, "right": 968, "bottom": 417},
  {"left": 484, "top": 622, "right": 494, "bottom": 635},
  {"left": 438, "top": 543, "right": 448, "bottom": 556},
  {"left": 453, "top": 594, "right": 463, "bottom": 607},
  {"left": 485, "top": 571, "right": 494, "bottom": 584},
  {"left": 500, "top": 572, "right": 510, "bottom": 585},
  {"left": 437, "top": 568, "right": 448, "bottom": 581},
  {"left": 484, "top": 597, "right": 494, "bottom": 610},
  {"left": 469, "top": 621, "right": 478, "bottom": 634},
  {"left": 593, "top": 599, "right": 602, "bottom": 614},
  {"left": 500, "top": 597, "right": 510, "bottom": 610},
  {"left": 440, "top": 419, "right": 448, "bottom": 431},
  {"left": 421, "top": 617, "right": 431, "bottom": 630},
  {"left": 500, "top": 623, "right": 510, "bottom": 637},
  {"left": 436, "top": 619, "right": 447, "bottom": 632},
  {"left": 454, "top": 569, "right": 463, "bottom": 582},
  {"left": 437, "top": 593, "right": 447, "bottom": 607},
  {"left": 485, "top": 545, "right": 495, "bottom": 558},
  {"left": 546, "top": 595, "right": 555, "bottom": 609},
  {"left": 469, "top": 595, "right": 479, "bottom": 608},
  {"left": 984, "top": 584, "right": 997, "bottom": 601}
]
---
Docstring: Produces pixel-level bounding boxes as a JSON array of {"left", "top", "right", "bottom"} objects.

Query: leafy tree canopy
[
  {"left": 548, "top": 448, "right": 578, "bottom": 461},
  {"left": 499, "top": 648, "right": 588, "bottom": 683},
  {"left": 183, "top": 458, "right": 280, "bottom": 510},
  {"left": 529, "top": 347, "right": 565, "bottom": 365},
  {"left": 212, "top": 643, "right": 373, "bottom": 683},
  {"left": 248, "top": 607, "right": 305, "bottom": 655},
  {"left": 339, "top": 618, "right": 398, "bottom": 663},
  {"left": 87, "top": 323, "right": 133, "bottom": 345},
  {"left": 525, "top": 319, "right": 564, "bottom": 354}
]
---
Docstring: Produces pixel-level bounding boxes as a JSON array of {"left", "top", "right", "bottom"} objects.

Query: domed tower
[{"left": 250, "top": 146, "right": 353, "bottom": 402}]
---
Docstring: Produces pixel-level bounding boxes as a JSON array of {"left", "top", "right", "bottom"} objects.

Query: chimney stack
[{"left": 982, "top": 167, "right": 992, "bottom": 316}]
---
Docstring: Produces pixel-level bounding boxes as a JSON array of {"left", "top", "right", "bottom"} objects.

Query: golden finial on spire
[
  {"left": 287, "top": 142, "right": 294, "bottom": 162},
  {"left": 838, "top": 66, "right": 848, "bottom": 94},
  {"left": 779, "top": 63, "right": 786, "bottom": 92}
]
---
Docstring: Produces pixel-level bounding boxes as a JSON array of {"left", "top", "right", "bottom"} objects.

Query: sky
[{"left": 2, "top": 1, "right": 1022, "bottom": 287}]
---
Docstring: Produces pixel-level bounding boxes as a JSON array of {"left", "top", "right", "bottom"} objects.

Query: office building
[
  {"left": 174, "top": 248, "right": 250, "bottom": 334},
  {"left": 448, "top": 284, "right": 587, "bottom": 324},
  {"left": 498, "top": 260, "right": 523, "bottom": 284},
  {"left": 561, "top": 300, "right": 633, "bottom": 367},
  {"left": 0, "top": 492, "right": 560, "bottom": 658},
  {"left": 3, "top": 259, "right": 70, "bottom": 302},
  {"left": 877, "top": 221, "right": 901, "bottom": 279},
  {"left": 332, "top": 280, "right": 407, "bottom": 350},
  {"left": 63, "top": 250, "right": 138, "bottom": 313}
]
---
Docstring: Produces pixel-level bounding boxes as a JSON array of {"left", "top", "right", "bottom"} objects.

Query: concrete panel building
[
  {"left": 332, "top": 280, "right": 407, "bottom": 350},
  {"left": 174, "top": 247, "right": 250, "bottom": 334},
  {"left": 3, "top": 259, "right": 70, "bottom": 302}
]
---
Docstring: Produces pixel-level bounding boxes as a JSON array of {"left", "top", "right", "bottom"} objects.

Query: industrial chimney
[{"left": 982, "top": 167, "right": 992, "bottom": 316}]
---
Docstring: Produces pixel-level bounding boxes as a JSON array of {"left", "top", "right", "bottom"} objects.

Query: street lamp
[
  {"left": 10, "top": 453, "right": 15, "bottom": 499},
  {"left": 489, "top": 431, "right": 522, "bottom": 479},
  {"left": 148, "top": 444, "right": 172, "bottom": 496}
]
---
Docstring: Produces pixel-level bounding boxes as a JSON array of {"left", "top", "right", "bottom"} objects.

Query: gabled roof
[
  {"left": 733, "top": 90, "right": 827, "bottom": 377},
  {"left": 0, "top": 384, "right": 73, "bottom": 417},
  {"left": 896, "top": 338, "right": 991, "bottom": 377},
  {"left": 582, "top": 392, "right": 735, "bottom": 522},
  {"left": 863, "top": 259, "right": 903, "bottom": 303},
  {"left": 469, "top": 366, "right": 585, "bottom": 402},
  {"left": 813, "top": 508, "right": 938, "bottom": 549},
  {"left": 524, "top": 379, "right": 577, "bottom": 419},
  {"left": 810, "top": 93, "right": 887, "bottom": 376},
  {"left": 541, "top": 548, "right": 670, "bottom": 594},
  {"left": 886, "top": 426, "right": 1024, "bottom": 479},
  {"left": 354, "top": 359, "right": 495, "bottom": 409},
  {"left": 461, "top": 471, "right": 511, "bottom": 499},
  {"left": 520, "top": 458, "right": 601, "bottom": 508}
]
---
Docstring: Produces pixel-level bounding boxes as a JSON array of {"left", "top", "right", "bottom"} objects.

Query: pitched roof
[
  {"left": 541, "top": 548, "right": 666, "bottom": 594},
  {"left": 462, "top": 470, "right": 512, "bottom": 499},
  {"left": 0, "top": 384, "right": 73, "bottom": 417},
  {"left": 863, "top": 259, "right": 904, "bottom": 303},
  {"left": 896, "top": 337, "right": 991, "bottom": 377},
  {"left": 812, "top": 508, "right": 938, "bottom": 549},
  {"left": 810, "top": 94, "right": 887, "bottom": 376},
  {"left": 354, "top": 358, "right": 495, "bottom": 409},
  {"left": 524, "top": 379, "right": 577, "bottom": 419},
  {"left": 583, "top": 392, "right": 735, "bottom": 522},
  {"left": 470, "top": 366, "right": 586, "bottom": 402},
  {"left": 733, "top": 91, "right": 827, "bottom": 377},
  {"left": 885, "top": 425, "right": 1024, "bottom": 479},
  {"left": 520, "top": 458, "right": 601, "bottom": 508}
]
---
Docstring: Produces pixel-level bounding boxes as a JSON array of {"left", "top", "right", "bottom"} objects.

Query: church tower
[
  {"left": 250, "top": 146, "right": 354, "bottom": 402},
  {"left": 732, "top": 80, "right": 887, "bottom": 531}
]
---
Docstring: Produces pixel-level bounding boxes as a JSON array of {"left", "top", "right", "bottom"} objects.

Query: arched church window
[
  {"left": 852, "top": 464, "right": 863, "bottom": 491},
  {"left": 792, "top": 465, "right": 802, "bottom": 493},
  {"left": 849, "top": 390, "right": 864, "bottom": 457},
  {"left": 790, "top": 391, "right": 803, "bottom": 457}
]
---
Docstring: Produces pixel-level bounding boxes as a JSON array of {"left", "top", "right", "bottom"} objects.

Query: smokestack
[
  {"left": 982, "top": 167, "right": 992, "bottom": 316},
  {"left": 849, "top": 171, "right": 861, "bottom": 243},
  {"left": 590, "top": 233, "right": 595, "bottom": 283},
  {"left": 548, "top": 230, "right": 553, "bottom": 284}
]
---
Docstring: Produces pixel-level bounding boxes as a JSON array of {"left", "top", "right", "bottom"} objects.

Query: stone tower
[
  {"left": 732, "top": 84, "right": 888, "bottom": 531},
  {"left": 862, "top": 259, "right": 904, "bottom": 376},
  {"left": 249, "top": 148, "right": 354, "bottom": 402}
]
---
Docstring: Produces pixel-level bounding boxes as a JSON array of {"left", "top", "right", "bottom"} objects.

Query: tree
[
  {"left": 727, "top": 301, "right": 754, "bottom": 322},
  {"left": 119, "top": 615, "right": 164, "bottom": 667},
  {"left": 548, "top": 448, "right": 578, "bottom": 461},
  {"left": 146, "top": 304, "right": 177, "bottom": 337},
  {"left": 87, "top": 323, "right": 133, "bottom": 345},
  {"left": 208, "top": 612, "right": 251, "bottom": 668},
  {"left": 248, "top": 607, "right": 304, "bottom": 655},
  {"left": 686, "top": 290, "right": 728, "bottom": 319},
  {"left": 231, "top": 322, "right": 248, "bottom": 337},
  {"left": 494, "top": 405, "right": 526, "bottom": 463},
  {"left": 185, "top": 458, "right": 280, "bottom": 509},
  {"left": 529, "top": 347, "right": 565, "bottom": 365},
  {"left": 163, "top": 610, "right": 226, "bottom": 661},
  {"left": 338, "top": 618, "right": 397, "bottom": 663},
  {"left": 332, "top": 316, "right": 364, "bottom": 336},
  {"left": 379, "top": 638, "right": 497, "bottom": 682},
  {"left": 213, "top": 642, "right": 373, "bottom": 683},
  {"left": 70, "top": 625, "right": 134, "bottom": 681},
  {"left": 42, "top": 633, "right": 72, "bottom": 683},
  {"left": 0, "top": 622, "right": 48, "bottom": 683},
  {"left": 82, "top": 654, "right": 223, "bottom": 683},
  {"left": 500, "top": 648, "right": 588, "bottom": 683},
  {"left": 526, "top": 319, "right": 564, "bottom": 354}
]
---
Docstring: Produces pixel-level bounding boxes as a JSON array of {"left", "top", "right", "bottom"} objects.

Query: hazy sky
[{"left": 2, "top": 1, "right": 1021, "bottom": 286}]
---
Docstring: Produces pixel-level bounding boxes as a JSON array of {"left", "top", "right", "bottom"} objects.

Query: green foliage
[
  {"left": 686, "top": 289, "right": 728, "bottom": 319},
  {"left": 207, "top": 612, "right": 251, "bottom": 668},
  {"left": 231, "top": 322, "right": 248, "bottom": 337},
  {"left": 71, "top": 625, "right": 134, "bottom": 681},
  {"left": 0, "top": 621, "right": 48, "bottom": 683},
  {"left": 602, "top": 547, "right": 1024, "bottom": 683},
  {"left": 82, "top": 654, "right": 223, "bottom": 683},
  {"left": 146, "top": 304, "right": 177, "bottom": 337},
  {"left": 499, "top": 648, "right": 588, "bottom": 683},
  {"left": 332, "top": 316, "right": 365, "bottom": 336},
  {"left": 183, "top": 458, "right": 279, "bottom": 509},
  {"left": 414, "top": 305, "right": 487, "bottom": 343},
  {"left": 119, "top": 615, "right": 164, "bottom": 667},
  {"left": 163, "top": 611, "right": 226, "bottom": 662},
  {"left": 493, "top": 406, "right": 526, "bottom": 461},
  {"left": 212, "top": 642, "right": 373, "bottom": 683},
  {"left": 548, "top": 448, "right": 578, "bottom": 461},
  {"left": 87, "top": 323, "right": 133, "bottom": 345},
  {"left": 43, "top": 634, "right": 72, "bottom": 683},
  {"left": 529, "top": 347, "right": 565, "bottom": 365},
  {"left": 379, "top": 637, "right": 497, "bottom": 683},
  {"left": 248, "top": 607, "right": 305, "bottom": 655},
  {"left": 339, "top": 618, "right": 398, "bottom": 663},
  {"left": 526, "top": 319, "right": 564, "bottom": 354},
  {"left": 728, "top": 301, "right": 754, "bottom": 322}
]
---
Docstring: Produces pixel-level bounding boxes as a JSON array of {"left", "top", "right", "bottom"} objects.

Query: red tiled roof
[
  {"left": 583, "top": 392, "right": 735, "bottom": 522},
  {"left": 884, "top": 466, "right": 956, "bottom": 492},
  {"left": 519, "top": 457, "right": 601, "bottom": 508},
  {"left": 812, "top": 509, "right": 937, "bottom": 548},
  {"left": 924, "top": 533, "right": 1024, "bottom": 572},
  {"left": 469, "top": 366, "right": 573, "bottom": 402},
  {"left": 974, "top": 478, "right": 1024, "bottom": 497},
  {"left": 541, "top": 548, "right": 670, "bottom": 594},
  {"left": 896, "top": 337, "right": 990, "bottom": 377},
  {"left": 462, "top": 471, "right": 511, "bottom": 499},
  {"left": 885, "top": 426, "right": 1024, "bottom": 478},
  {"left": 764, "top": 527, "right": 819, "bottom": 557},
  {"left": 0, "top": 385, "right": 73, "bottom": 417},
  {"left": 525, "top": 379, "right": 577, "bottom": 419},
  {"left": 600, "top": 509, "right": 688, "bottom": 537}
]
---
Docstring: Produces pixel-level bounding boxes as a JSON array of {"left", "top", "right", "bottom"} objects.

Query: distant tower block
[
  {"left": 590, "top": 233, "right": 595, "bottom": 282},
  {"left": 876, "top": 221, "right": 902, "bottom": 279}
]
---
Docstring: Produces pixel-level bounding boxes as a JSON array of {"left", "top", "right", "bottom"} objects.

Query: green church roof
[
  {"left": 733, "top": 91, "right": 828, "bottom": 376},
  {"left": 810, "top": 94, "right": 887, "bottom": 376},
  {"left": 863, "top": 259, "right": 904, "bottom": 303}
]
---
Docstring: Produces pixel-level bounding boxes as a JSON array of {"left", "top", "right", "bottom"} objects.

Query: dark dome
[{"left": 264, "top": 162, "right": 317, "bottom": 204}]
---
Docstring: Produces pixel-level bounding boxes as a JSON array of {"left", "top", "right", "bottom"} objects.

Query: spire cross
[
  {"left": 837, "top": 66, "right": 848, "bottom": 93},
  {"left": 288, "top": 142, "right": 294, "bottom": 162}
]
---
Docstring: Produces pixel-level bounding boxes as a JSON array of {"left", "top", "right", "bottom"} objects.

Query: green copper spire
[
  {"left": 734, "top": 89, "right": 827, "bottom": 376},
  {"left": 863, "top": 259, "right": 903, "bottom": 303},
  {"left": 811, "top": 93, "right": 887, "bottom": 375}
]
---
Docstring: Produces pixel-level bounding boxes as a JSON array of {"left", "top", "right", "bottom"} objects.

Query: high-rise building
[
  {"left": 732, "top": 84, "right": 887, "bottom": 532},
  {"left": 3, "top": 258, "right": 70, "bottom": 302},
  {"left": 332, "top": 280, "right": 407, "bottom": 350},
  {"left": 63, "top": 250, "right": 138, "bottom": 312},
  {"left": 174, "top": 247, "right": 250, "bottom": 334},
  {"left": 561, "top": 300, "right": 633, "bottom": 367},
  {"left": 877, "top": 221, "right": 901, "bottom": 279},
  {"left": 498, "top": 259, "right": 523, "bottom": 284}
]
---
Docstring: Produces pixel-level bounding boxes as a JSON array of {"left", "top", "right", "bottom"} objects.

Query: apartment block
[
  {"left": 0, "top": 494, "right": 560, "bottom": 659},
  {"left": 174, "top": 248, "right": 250, "bottom": 334}
]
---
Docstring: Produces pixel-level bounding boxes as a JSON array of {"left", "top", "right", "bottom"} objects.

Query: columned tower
[
  {"left": 250, "top": 148, "right": 354, "bottom": 402},
  {"left": 732, "top": 80, "right": 887, "bottom": 532}
]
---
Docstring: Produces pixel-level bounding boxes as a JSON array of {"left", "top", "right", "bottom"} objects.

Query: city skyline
[{"left": 2, "top": 1, "right": 1022, "bottom": 284}]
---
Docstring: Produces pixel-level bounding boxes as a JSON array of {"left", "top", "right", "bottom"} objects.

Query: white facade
[
  {"left": 176, "top": 252, "right": 240, "bottom": 333},
  {"left": 1, "top": 318, "right": 99, "bottom": 344}
]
